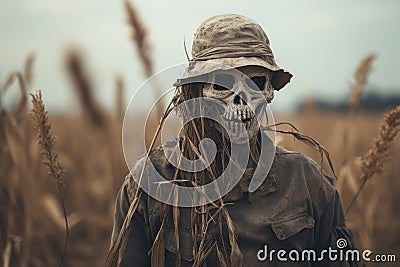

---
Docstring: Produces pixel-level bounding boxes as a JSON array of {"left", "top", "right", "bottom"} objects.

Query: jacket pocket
[
  {"left": 164, "top": 226, "right": 195, "bottom": 262},
  {"left": 271, "top": 212, "right": 315, "bottom": 240}
]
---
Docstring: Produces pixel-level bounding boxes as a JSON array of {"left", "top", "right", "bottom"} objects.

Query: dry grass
[
  {"left": 115, "top": 74, "right": 125, "bottom": 121},
  {"left": 123, "top": 0, "right": 165, "bottom": 148},
  {"left": 30, "top": 91, "right": 65, "bottom": 188},
  {"left": 65, "top": 49, "right": 107, "bottom": 129},
  {"left": 30, "top": 91, "right": 68, "bottom": 267},
  {"left": 346, "top": 105, "right": 400, "bottom": 214},
  {"left": 124, "top": 0, "right": 152, "bottom": 78},
  {"left": 348, "top": 53, "right": 376, "bottom": 108},
  {"left": 0, "top": 53, "right": 127, "bottom": 266},
  {"left": 0, "top": 5, "right": 399, "bottom": 265},
  {"left": 1, "top": 92, "right": 400, "bottom": 266}
]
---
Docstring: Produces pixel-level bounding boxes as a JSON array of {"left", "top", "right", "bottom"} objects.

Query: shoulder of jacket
[
  {"left": 275, "top": 145, "right": 334, "bottom": 185},
  {"left": 124, "top": 139, "right": 178, "bottom": 202},
  {"left": 275, "top": 146, "right": 338, "bottom": 212}
]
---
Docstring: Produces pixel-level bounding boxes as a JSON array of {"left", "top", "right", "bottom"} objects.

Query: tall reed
[
  {"left": 30, "top": 91, "right": 68, "bottom": 267},
  {"left": 346, "top": 105, "right": 400, "bottom": 214},
  {"left": 65, "top": 49, "right": 106, "bottom": 128}
]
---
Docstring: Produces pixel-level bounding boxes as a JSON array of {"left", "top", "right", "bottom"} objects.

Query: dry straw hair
[
  {"left": 107, "top": 84, "right": 245, "bottom": 267},
  {"left": 346, "top": 105, "right": 400, "bottom": 214},
  {"left": 30, "top": 91, "right": 69, "bottom": 267}
]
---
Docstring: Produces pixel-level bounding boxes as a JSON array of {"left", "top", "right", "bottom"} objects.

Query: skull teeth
[
  {"left": 224, "top": 115, "right": 255, "bottom": 133},
  {"left": 230, "top": 121, "right": 234, "bottom": 130},
  {"left": 223, "top": 107, "right": 254, "bottom": 122}
]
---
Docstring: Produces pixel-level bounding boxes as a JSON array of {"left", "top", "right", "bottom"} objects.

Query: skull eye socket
[
  {"left": 213, "top": 73, "right": 235, "bottom": 91},
  {"left": 246, "top": 76, "right": 266, "bottom": 91}
]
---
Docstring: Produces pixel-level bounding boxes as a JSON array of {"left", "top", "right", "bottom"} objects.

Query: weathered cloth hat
[{"left": 175, "top": 14, "right": 293, "bottom": 90}]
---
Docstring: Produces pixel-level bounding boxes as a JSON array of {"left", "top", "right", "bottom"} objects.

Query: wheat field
[{"left": 1, "top": 71, "right": 399, "bottom": 266}]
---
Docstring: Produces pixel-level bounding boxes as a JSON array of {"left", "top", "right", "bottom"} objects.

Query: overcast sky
[{"left": 1, "top": 0, "right": 399, "bottom": 114}]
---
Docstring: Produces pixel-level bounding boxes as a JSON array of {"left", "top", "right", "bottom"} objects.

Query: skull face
[{"left": 203, "top": 65, "right": 274, "bottom": 143}]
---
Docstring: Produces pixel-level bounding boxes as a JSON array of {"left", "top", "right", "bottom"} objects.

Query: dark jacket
[{"left": 110, "top": 141, "right": 361, "bottom": 266}]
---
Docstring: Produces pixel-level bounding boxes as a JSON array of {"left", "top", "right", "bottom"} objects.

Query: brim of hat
[{"left": 174, "top": 57, "right": 293, "bottom": 90}]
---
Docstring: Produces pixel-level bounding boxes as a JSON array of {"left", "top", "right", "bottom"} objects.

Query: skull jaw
[{"left": 215, "top": 117, "right": 259, "bottom": 144}]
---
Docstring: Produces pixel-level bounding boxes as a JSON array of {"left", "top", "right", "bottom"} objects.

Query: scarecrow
[{"left": 108, "top": 14, "right": 360, "bottom": 267}]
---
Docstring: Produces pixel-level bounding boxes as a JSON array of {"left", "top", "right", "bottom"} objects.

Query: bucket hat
[{"left": 175, "top": 14, "right": 293, "bottom": 90}]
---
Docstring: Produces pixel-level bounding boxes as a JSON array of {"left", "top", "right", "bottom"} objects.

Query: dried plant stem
[
  {"left": 124, "top": 0, "right": 152, "bottom": 78},
  {"left": 346, "top": 105, "right": 400, "bottom": 214},
  {"left": 342, "top": 54, "right": 376, "bottom": 166},
  {"left": 338, "top": 54, "right": 376, "bottom": 194},
  {"left": 115, "top": 74, "right": 125, "bottom": 121},
  {"left": 30, "top": 91, "right": 68, "bottom": 267},
  {"left": 348, "top": 54, "right": 376, "bottom": 109},
  {"left": 124, "top": 0, "right": 165, "bottom": 146},
  {"left": 0, "top": 72, "right": 28, "bottom": 117},
  {"left": 56, "top": 187, "right": 69, "bottom": 267},
  {"left": 23, "top": 53, "right": 35, "bottom": 87},
  {"left": 65, "top": 48, "right": 106, "bottom": 128},
  {"left": 263, "top": 122, "right": 337, "bottom": 179}
]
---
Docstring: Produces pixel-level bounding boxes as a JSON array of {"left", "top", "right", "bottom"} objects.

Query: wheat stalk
[
  {"left": 124, "top": 0, "right": 153, "bottom": 78},
  {"left": 339, "top": 54, "right": 377, "bottom": 190},
  {"left": 123, "top": 0, "right": 165, "bottom": 147},
  {"left": 115, "top": 74, "right": 124, "bottom": 121},
  {"left": 346, "top": 105, "right": 400, "bottom": 214},
  {"left": 0, "top": 72, "right": 28, "bottom": 118},
  {"left": 23, "top": 53, "right": 35, "bottom": 87},
  {"left": 30, "top": 91, "right": 69, "bottom": 267},
  {"left": 65, "top": 48, "right": 106, "bottom": 128},
  {"left": 348, "top": 54, "right": 376, "bottom": 108}
]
